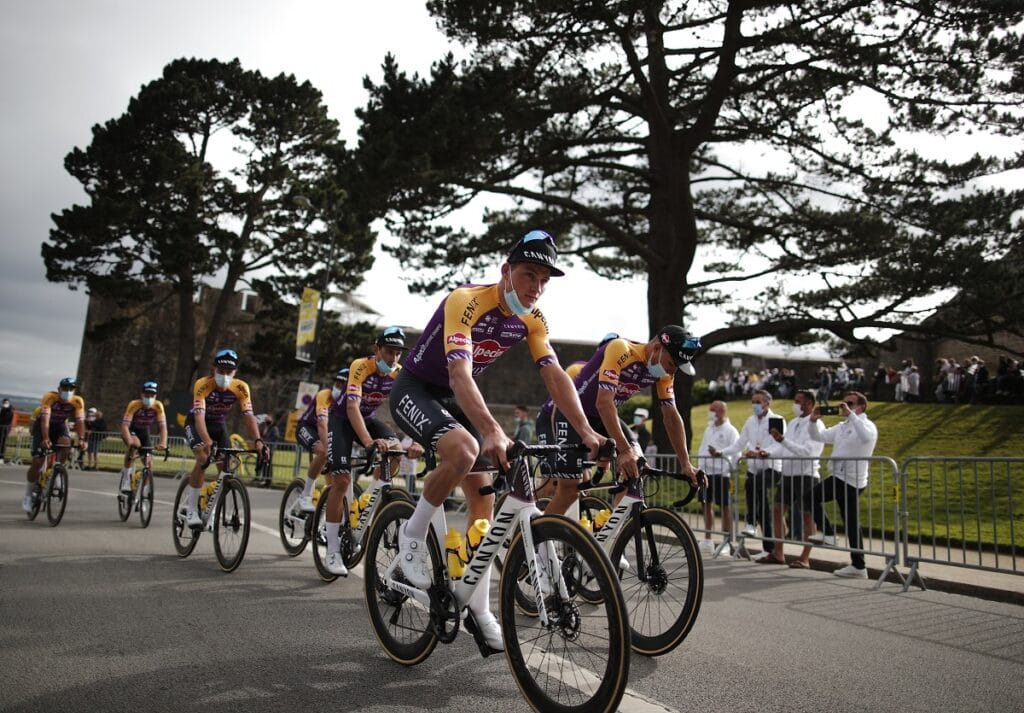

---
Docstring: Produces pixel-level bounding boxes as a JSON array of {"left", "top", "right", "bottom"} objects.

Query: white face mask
[
  {"left": 60, "top": 390, "right": 74, "bottom": 401},
  {"left": 214, "top": 373, "right": 233, "bottom": 389},
  {"left": 503, "top": 274, "right": 533, "bottom": 317},
  {"left": 646, "top": 349, "right": 668, "bottom": 379},
  {"left": 377, "top": 358, "right": 397, "bottom": 374},
  {"left": 792, "top": 402, "right": 804, "bottom": 417},
  {"left": 142, "top": 397, "right": 155, "bottom": 408},
  {"left": 708, "top": 411, "right": 717, "bottom": 422},
  {"left": 331, "top": 386, "right": 343, "bottom": 400}
]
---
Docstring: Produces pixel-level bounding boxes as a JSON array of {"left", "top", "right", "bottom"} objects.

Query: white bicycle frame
[{"left": 383, "top": 453, "right": 568, "bottom": 627}]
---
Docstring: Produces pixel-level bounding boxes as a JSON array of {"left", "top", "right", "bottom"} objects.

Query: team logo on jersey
[
  {"left": 601, "top": 369, "right": 619, "bottom": 381},
  {"left": 472, "top": 339, "right": 507, "bottom": 364},
  {"left": 447, "top": 333, "right": 470, "bottom": 347},
  {"left": 615, "top": 382, "right": 641, "bottom": 399},
  {"left": 363, "top": 391, "right": 386, "bottom": 407}
]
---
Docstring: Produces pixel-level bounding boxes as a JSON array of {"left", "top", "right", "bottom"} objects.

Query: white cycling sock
[
  {"left": 24, "top": 481, "right": 35, "bottom": 497},
  {"left": 405, "top": 497, "right": 438, "bottom": 541},
  {"left": 326, "top": 522, "right": 341, "bottom": 554},
  {"left": 468, "top": 566, "right": 492, "bottom": 615},
  {"left": 185, "top": 485, "right": 200, "bottom": 510},
  {"left": 302, "top": 477, "right": 316, "bottom": 497}
]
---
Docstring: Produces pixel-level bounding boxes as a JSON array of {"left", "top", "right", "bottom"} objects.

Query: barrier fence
[{"left": 2, "top": 426, "right": 1018, "bottom": 590}]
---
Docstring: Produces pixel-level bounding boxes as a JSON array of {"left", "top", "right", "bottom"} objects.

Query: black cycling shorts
[
  {"left": 326, "top": 415, "right": 395, "bottom": 474},
  {"left": 129, "top": 427, "right": 151, "bottom": 449},
  {"left": 184, "top": 416, "right": 229, "bottom": 451},
  {"left": 296, "top": 422, "right": 320, "bottom": 453},
  {"left": 388, "top": 369, "right": 491, "bottom": 471},
  {"left": 535, "top": 409, "right": 636, "bottom": 479},
  {"left": 30, "top": 419, "right": 69, "bottom": 457}
]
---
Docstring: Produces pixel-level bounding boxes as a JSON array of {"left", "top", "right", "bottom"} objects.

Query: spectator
[
  {"left": 84, "top": 407, "right": 107, "bottom": 470},
  {"left": 512, "top": 404, "right": 536, "bottom": 444},
  {"left": 804, "top": 390, "right": 879, "bottom": 578},
  {"left": 815, "top": 367, "right": 832, "bottom": 406},
  {"left": 763, "top": 389, "right": 824, "bottom": 567},
  {"left": 871, "top": 365, "right": 887, "bottom": 400},
  {"left": 696, "top": 400, "right": 740, "bottom": 556},
  {"left": 632, "top": 407, "right": 651, "bottom": 454},
  {"left": 934, "top": 358, "right": 951, "bottom": 401},
  {"left": 260, "top": 413, "right": 282, "bottom": 443},
  {"left": 720, "top": 389, "right": 782, "bottom": 559},
  {"left": 0, "top": 398, "right": 13, "bottom": 463},
  {"left": 903, "top": 365, "right": 920, "bottom": 403}
]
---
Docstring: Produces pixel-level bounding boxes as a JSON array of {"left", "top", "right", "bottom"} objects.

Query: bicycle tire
[
  {"left": 138, "top": 469, "right": 155, "bottom": 529},
  {"left": 117, "top": 479, "right": 132, "bottom": 522},
  {"left": 609, "top": 506, "right": 703, "bottom": 656},
  {"left": 363, "top": 499, "right": 439, "bottom": 666},
  {"left": 46, "top": 464, "right": 69, "bottom": 527},
  {"left": 278, "top": 479, "right": 310, "bottom": 556},
  {"left": 213, "top": 478, "right": 251, "bottom": 573},
  {"left": 171, "top": 477, "right": 200, "bottom": 558},
  {"left": 501, "top": 515, "right": 630, "bottom": 713},
  {"left": 312, "top": 485, "right": 340, "bottom": 582}
]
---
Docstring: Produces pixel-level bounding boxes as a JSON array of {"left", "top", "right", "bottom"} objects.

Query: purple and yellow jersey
[
  {"left": 573, "top": 338, "right": 674, "bottom": 418},
  {"left": 565, "top": 360, "right": 586, "bottom": 382},
  {"left": 343, "top": 356, "right": 401, "bottom": 420},
  {"left": 404, "top": 283, "right": 558, "bottom": 388},
  {"left": 122, "top": 399, "right": 166, "bottom": 431},
  {"left": 39, "top": 391, "right": 85, "bottom": 427},
  {"left": 298, "top": 388, "right": 344, "bottom": 427},
  {"left": 190, "top": 376, "right": 254, "bottom": 424}
]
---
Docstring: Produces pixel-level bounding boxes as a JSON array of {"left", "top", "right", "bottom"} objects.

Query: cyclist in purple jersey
[
  {"left": 294, "top": 368, "right": 349, "bottom": 514},
  {"left": 390, "top": 229, "right": 604, "bottom": 651}
]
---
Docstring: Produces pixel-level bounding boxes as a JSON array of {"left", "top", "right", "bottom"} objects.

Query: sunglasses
[{"left": 521, "top": 229, "right": 555, "bottom": 246}]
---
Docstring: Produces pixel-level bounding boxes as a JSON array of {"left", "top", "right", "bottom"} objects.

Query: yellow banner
[{"left": 296, "top": 286, "right": 319, "bottom": 363}]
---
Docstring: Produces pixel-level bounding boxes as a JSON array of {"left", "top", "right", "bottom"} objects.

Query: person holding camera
[
  {"left": 720, "top": 389, "right": 783, "bottom": 558},
  {"left": 803, "top": 390, "right": 879, "bottom": 578}
]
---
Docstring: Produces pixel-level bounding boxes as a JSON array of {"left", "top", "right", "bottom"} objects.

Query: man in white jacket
[
  {"left": 696, "top": 400, "right": 739, "bottom": 556},
  {"left": 804, "top": 391, "right": 879, "bottom": 578}
]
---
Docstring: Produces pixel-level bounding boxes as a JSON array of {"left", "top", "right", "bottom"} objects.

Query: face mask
[
  {"left": 214, "top": 373, "right": 232, "bottom": 389},
  {"left": 792, "top": 402, "right": 804, "bottom": 417},
  {"left": 142, "top": 397, "right": 155, "bottom": 408},
  {"left": 708, "top": 411, "right": 716, "bottom": 422},
  {"left": 331, "top": 386, "right": 343, "bottom": 400},
  {"left": 503, "top": 275, "right": 533, "bottom": 317},
  {"left": 377, "top": 358, "right": 397, "bottom": 374},
  {"left": 646, "top": 349, "right": 668, "bottom": 379},
  {"left": 60, "top": 390, "right": 73, "bottom": 401},
  {"left": 752, "top": 403, "right": 765, "bottom": 417}
]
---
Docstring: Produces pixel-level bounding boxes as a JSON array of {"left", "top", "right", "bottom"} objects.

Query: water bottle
[
  {"left": 446, "top": 528, "right": 466, "bottom": 578},
  {"left": 594, "top": 508, "right": 612, "bottom": 531},
  {"left": 312, "top": 486, "right": 321, "bottom": 507},
  {"left": 461, "top": 519, "right": 490, "bottom": 565},
  {"left": 131, "top": 470, "right": 141, "bottom": 489},
  {"left": 579, "top": 515, "right": 593, "bottom": 532}
]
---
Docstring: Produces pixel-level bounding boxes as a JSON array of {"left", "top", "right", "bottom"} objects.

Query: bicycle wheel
[
  {"left": 501, "top": 515, "right": 629, "bottom": 713},
  {"left": 312, "top": 486, "right": 340, "bottom": 582},
  {"left": 278, "top": 479, "right": 310, "bottom": 556},
  {"left": 609, "top": 506, "right": 703, "bottom": 656},
  {"left": 171, "top": 476, "right": 200, "bottom": 558},
  {"left": 46, "top": 464, "right": 69, "bottom": 526},
  {"left": 117, "top": 479, "right": 132, "bottom": 522},
  {"left": 138, "top": 469, "right": 155, "bottom": 528},
  {"left": 345, "top": 486, "right": 414, "bottom": 569},
  {"left": 363, "top": 499, "right": 439, "bottom": 665},
  {"left": 213, "top": 478, "right": 251, "bottom": 573}
]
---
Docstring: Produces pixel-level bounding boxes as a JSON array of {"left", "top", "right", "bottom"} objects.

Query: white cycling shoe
[
  {"left": 397, "top": 524, "right": 432, "bottom": 588},
  {"left": 181, "top": 508, "right": 203, "bottom": 528},
  {"left": 297, "top": 495, "right": 316, "bottom": 513},
  {"left": 472, "top": 611, "right": 504, "bottom": 651},
  {"left": 325, "top": 552, "right": 349, "bottom": 577}
]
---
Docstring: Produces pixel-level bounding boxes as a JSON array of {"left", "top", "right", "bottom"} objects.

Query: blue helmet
[{"left": 59, "top": 377, "right": 78, "bottom": 390}]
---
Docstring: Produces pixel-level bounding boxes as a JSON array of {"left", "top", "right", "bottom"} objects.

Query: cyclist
[
  {"left": 23, "top": 377, "right": 86, "bottom": 512},
  {"left": 320, "top": 327, "right": 409, "bottom": 577},
  {"left": 294, "top": 368, "right": 349, "bottom": 513},
  {"left": 118, "top": 381, "right": 168, "bottom": 493},
  {"left": 390, "top": 229, "right": 603, "bottom": 651},
  {"left": 179, "top": 348, "right": 266, "bottom": 527},
  {"left": 540, "top": 327, "right": 703, "bottom": 520}
]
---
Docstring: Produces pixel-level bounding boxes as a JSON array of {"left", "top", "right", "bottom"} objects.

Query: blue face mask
[
  {"left": 503, "top": 276, "right": 533, "bottom": 317},
  {"left": 331, "top": 386, "right": 343, "bottom": 400},
  {"left": 752, "top": 403, "right": 765, "bottom": 417},
  {"left": 377, "top": 358, "right": 397, "bottom": 374},
  {"left": 647, "top": 352, "right": 668, "bottom": 379}
]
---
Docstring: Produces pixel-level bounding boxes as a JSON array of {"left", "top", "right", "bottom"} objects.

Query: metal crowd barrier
[
  {"left": 900, "top": 457, "right": 1024, "bottom": 591},
  {"left": 649, "top": 453, "right": 735, "bottom": 557}
]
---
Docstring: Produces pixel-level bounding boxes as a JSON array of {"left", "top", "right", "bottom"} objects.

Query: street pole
[{"left": 308, "top": 232, "right": 338, "bottom": 384}]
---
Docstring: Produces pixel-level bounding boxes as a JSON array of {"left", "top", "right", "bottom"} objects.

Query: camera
[{"left": 820, "top": 405, "right": 839, "bottom": 416}]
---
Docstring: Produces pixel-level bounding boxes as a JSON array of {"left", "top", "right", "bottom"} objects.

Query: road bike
[
  {"left": 171, "top": 445, "right": 256, "bottom": 572},
  {"left": 574, "top": 454, "right": 704, "bottom": 656},
  {"left": 117, "top": 446, "right": 167, "bottom": 528},
  {"left": 311, "top": 445, "right": 414, "bottom": 581},
  {"left": 26, "top": 444, "right": 74, "bottom": 526},
  {"left": 363, "top": 442, "right": 630, "bottom": 713}
]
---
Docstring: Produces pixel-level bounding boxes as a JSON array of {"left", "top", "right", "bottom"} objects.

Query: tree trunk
[
  {"left": 171, "top": 273, "right": 196, "bottom": 393},
  {"left": 199, "top": 255, "right": 246, "bottom": 368}
]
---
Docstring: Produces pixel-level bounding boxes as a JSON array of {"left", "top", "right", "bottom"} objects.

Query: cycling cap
[
  {"left": 376, "top": 326, "right": 407, "bottom": 349},
  {"left": 507, "top": 229, "right": 564, "bottom": 277},
  {"left": 213, "top": 348, "right": 239, "bottom": 369},
  {"left": 142, "top": 380, "right": 158, "bottom": 393},
  {"left": 599, "top": 332, "right": 620, "bottom": 347},
  {"left": 59, "top": 377, "right": 78, "bottom": 389},
  {"left": 334, "top": 368, "right": 350, "bottom": 382},
  {"left": 655, "top": 326, "right": 702, "bottom": 366}
]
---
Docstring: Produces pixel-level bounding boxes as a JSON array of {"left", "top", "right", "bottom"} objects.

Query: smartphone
[
  {"left": 768, "top": 416, "right": 785, "bottom": 433},
  {"left": 820, "top": 405, "right": 839, "bottom": 416}
]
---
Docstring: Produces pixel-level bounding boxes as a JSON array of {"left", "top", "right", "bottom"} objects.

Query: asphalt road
[{"left": 1, "top": 465, "right": 1022, "bottom": 713}]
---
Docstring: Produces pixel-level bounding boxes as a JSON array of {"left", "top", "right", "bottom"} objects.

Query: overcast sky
[{"left": 0, "top": 1, "right": 830, "bottom": 400}]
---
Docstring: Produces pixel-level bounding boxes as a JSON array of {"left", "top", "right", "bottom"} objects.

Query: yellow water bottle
[
  {"left": 446, "top": 528, "right": 466, "bottom": 578},
  {"left": 312, "top": 486, "right": 321, "bottom": 507},
  {"left": 461, "top": 519, "right": 491, "bottom": 565},
  {"left": 348, "top": 498, "right": 360, "bottom": 529},
  {"left": 594, "top": 508, "right": 612, "bottom": 531},
  {"left": 579, "top": 515, "right": 592, "bottom": 532},
  {"left": 131, "top": 471, "right": 141, "bottom": 489}
]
